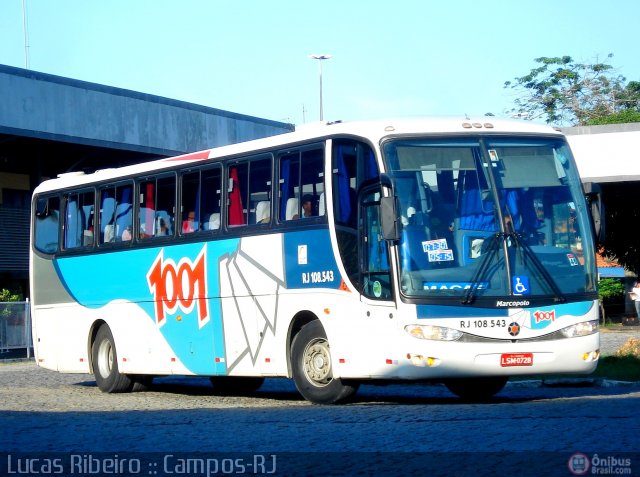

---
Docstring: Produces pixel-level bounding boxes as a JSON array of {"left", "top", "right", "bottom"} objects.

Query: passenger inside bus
[
  {"left": 292, "top": 194, "right": 315, "bottom": 219},
  {"left": 182, "top": 211, "right": 196, "bottom": 233}
]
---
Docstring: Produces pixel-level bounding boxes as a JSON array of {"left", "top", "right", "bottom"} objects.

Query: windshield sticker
[
  {"left": 427, "top": 249, "right": 454, "bottom": 262},
  {"left": 372, "top": 281, "right": 382, "bottom": 298},
  {"left": 512, "top": 276, "right": 530, "bottom": 295},
  {"left": 488, "top": 149, "right": 499, "bottom": 162},
  {"left": 298, "top": 244, "right": 307, "bottom": 265},
  {"left": 567, "top": 253, "right": 579, "bottom": 266},
  {"left": 422, "top": 238, "right": 448, "bottom": 252}
]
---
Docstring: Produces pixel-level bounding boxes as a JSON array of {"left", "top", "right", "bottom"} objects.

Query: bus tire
[
  {"left": 91, "top": 325, "right": 134, "bottom": 393},
  {"left": 131, "top": 375, "right": 154, "bottom": 392},
  {"left": 291, "top": 320, "right": 359, "bottom": 404},
  {"left": 209, "top": 377, "right": 265, "bottom": 395},
  {"left": 444, "top": 376, "right": 508, "bottom": 401}
]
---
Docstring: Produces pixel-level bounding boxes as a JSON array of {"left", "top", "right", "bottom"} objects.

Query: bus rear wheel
[
  {"left": 92, "top": 325, "right": 134, "bottom": 393},
  {"left": 444, "top": 376, "right": 508, "bottom": 401},
  {"left": 291, "top": 320, "right": 358, "bottom": 404}
]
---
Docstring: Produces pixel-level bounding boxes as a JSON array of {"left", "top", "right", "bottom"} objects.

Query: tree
[
  {"left": 597, "top": 277, "right": 626, "bottom": 324},
  {"left": 585, "top": 109, "right": 640, "bottom": 126},
  {"left": 504, "top": 54, "right": 637, "bottom": 126}
]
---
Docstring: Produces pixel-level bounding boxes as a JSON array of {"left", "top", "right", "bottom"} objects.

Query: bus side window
[
  {"left": 34, "top": 196, "right": 60, "bottom": 254},
  {"left": 278, "top": 147, "right": 324, "bottom": 222},
  {"left": 228, "top": 163, "right": 247, "bottom": 227},
  {"left": 155, "top": 175, "right": 175, "bottom": 237},
  {"left": 248, "top": 157, "right": 272, "bottom": 225},
  {"left": 201, "top": 167, "right": 222, "bottom": 231},
  {"left": 361, "top": 187, "right": 392, "bottom": 300},
  {"left": 114, "top": 184, "right": 133, "bottom": 242},
  {"left": 332, "top": 140, "right": 378, "bottom": 286},
  {"left": 63, "top": 190, "right": 95, "bottom": 249},
  {"left": 278, "top": 151, "right": 299, "bottom": 222},
  {"left": 182, "top": 166, "right": 222, "bottom": 233}
]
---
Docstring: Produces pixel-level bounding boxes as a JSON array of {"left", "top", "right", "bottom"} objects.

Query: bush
[
  {"left": 616, "top": 337, "right": 640, "bottom": 358},
  {"left": 0, "top": 288, "right": 23, "bottom": 320},
  {"left": 598, "top": 278, "right": 625, "bottom": 301}
]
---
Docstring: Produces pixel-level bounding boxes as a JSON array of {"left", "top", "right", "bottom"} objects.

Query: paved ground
[
  {"left": 599, "top": 326, "right": 639, "bottom": 355},
  {"left": 1, "top": 360, "right": 639, "bottom": 476},
  {"left": 1, "top": 327, "right": 638, "bottom": 476}
]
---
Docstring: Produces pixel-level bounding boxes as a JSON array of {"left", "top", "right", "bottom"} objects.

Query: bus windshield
[{"left": 382, "top": 136, "right": 598, "bottom": 303}]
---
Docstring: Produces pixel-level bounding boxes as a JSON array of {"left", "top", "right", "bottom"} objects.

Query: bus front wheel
[
  {"left": 291, "top": 320, "right": 358, "bottom": 404},
  {"left": 92, "top": 325, "right": 134, "bottom": 393}
]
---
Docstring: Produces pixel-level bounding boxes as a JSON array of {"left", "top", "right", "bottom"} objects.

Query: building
[
  {"left": 563, "top": 122, "right": 640, "bottom": 318},
  {"left": 0, "top": 64, "right": 293, "bottom": 295}
]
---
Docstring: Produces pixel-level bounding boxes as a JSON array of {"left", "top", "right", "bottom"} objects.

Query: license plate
[{"left": 500, "top": 353, "right": 533, "bottom": 367}]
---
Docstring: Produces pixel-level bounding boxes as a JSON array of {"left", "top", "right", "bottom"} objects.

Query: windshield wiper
[{"left": 461, "top": 233, "right": 502, "bottom": 305}]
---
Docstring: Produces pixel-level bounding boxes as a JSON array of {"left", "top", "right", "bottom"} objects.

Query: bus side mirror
[
  {"left": 583, "top": 182, "right": 605, "bottom": 244},
  {"left": 380, "top": 196, "right": 401, "bottom": 241}
]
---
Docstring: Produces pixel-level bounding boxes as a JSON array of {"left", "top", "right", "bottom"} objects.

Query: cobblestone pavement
[
  {"left": 0, "top": 329, "right": 638, "bottom": 476},
  {"left": 599, "top": 326, "right": 639, "bottom": 355}
]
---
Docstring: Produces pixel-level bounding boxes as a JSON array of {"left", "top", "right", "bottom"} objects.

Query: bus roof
[{"left": 33, "top": 116, "right": 563, "bottom": 194}]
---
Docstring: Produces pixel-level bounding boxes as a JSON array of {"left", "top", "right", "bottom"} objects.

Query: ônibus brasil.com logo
[{"left": 568, "top": 452, "right": 632, "bottom": 475}]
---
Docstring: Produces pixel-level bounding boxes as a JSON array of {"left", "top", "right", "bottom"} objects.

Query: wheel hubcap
[
  {"left": 303, "top": 339, "right": 332, "bottom": 387},
  {"left": 97, "top": 340, "right": 113, "bottom": 379}
]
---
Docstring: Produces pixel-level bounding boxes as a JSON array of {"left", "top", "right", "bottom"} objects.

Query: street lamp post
[{"left": 309, "top": 54, "right": 331, "bottom": 121}]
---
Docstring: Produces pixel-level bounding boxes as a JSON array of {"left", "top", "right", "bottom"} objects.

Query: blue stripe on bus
[
  {"left": 417, "top": 301, "right": 594, "bottom": 324},
  {"left": 53, "top": 239, "right": 240, "bottom": 375},
  {"left": 417, "top": 305, "right": 509, "bottom": 319}
]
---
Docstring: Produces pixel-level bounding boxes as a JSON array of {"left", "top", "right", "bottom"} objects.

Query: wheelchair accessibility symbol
[{"left": 513, "top": 276, "right": 530, "bottom": 295}]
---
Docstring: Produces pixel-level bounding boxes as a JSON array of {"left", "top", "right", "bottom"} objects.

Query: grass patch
[
  {"left": 511, "top": 336, "right": 640, "bottom": 383},
  {"left": 590, "top": 355, "right": 640, "bottom": 381}
]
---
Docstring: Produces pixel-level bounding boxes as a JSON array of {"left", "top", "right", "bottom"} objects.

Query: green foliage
[
  {"left": 505, "top": 54, "right": 639, "bottom": 126},
  {"left": 597, "top": 278, "right": 625, "bottom": 301},
  {"left": 0, "top": 288, "right": 22, "bottom": 302},
  {"left": 586, "top": 109, "right": 640, "bottom": 125},
  {"left": 0, "top": 288, "right": 23, "bottom": 319},
  {"left": 592, "top": 355, "right": 640, "bottom": 381}
]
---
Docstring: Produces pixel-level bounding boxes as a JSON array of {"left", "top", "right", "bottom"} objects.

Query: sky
[{"left": 1, "top": 0, "right": 640, "bottom": 126}]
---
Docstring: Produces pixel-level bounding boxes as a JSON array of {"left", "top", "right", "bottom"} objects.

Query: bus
[{"left": 30, "top": 117, "right": 603, "bottom": 404}]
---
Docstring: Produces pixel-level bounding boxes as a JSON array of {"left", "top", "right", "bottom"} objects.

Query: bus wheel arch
[
  {"left": 90, "top": 323, "right": 134, "bottom": 393},
  {"left": 289, "top": 318, "right": 359, "bottom": 404}
]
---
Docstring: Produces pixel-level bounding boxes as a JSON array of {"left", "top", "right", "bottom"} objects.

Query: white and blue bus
[{"left": 30, "top": 117, "right": 603, "bottom": 404}]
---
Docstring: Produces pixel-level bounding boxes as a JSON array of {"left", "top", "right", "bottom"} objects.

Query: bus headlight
[
  {"left": 559, "top": 320, "right": 599, "bottom": 338},
  {"left": 405, "top": 324, "right": 463, "bottom": 341}
]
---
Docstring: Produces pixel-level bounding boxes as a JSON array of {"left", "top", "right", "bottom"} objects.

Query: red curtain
[
  {"left": 145, "top": 182, "right": 155, "bottom": 237},
  {"left": 228, "top": 167, "right": 244, "bottom": 225}
]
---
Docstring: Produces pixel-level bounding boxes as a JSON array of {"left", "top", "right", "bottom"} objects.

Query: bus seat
[
  {"left": 255, "top": 200, "right": 270, "bottom": 224},
  {"left": 155, "top": 211, "right": 172, "bottom": 235},
  {"left": 318, "top": 192, "right": 325, "bottom": 216},
  {"left": 207, "top": 213, "right": 220, "bottom": 230},
  {"left": 285, "top": 198, "right": 299, "bottom": 220},
  {"left": 103, "top": 224, "right": 115, "bottom": 242}
]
